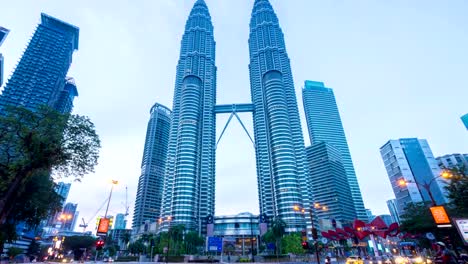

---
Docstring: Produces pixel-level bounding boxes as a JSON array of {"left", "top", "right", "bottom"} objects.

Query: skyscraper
[
  {"left": 160, "top": 0, "right": 217, "bottom": 231},
  {"left": 380, "top": 138, "right": 447, "bottom": 216},
  {"left": 0, "top": 13, "right": 79, "bottom": 113},
  {"left": 132, "top": 103, "right": 171, "bottom": 230},
  {"left": 386, "top": 199, "right": 401, "bottom": 224},
  {"left": 55, "top": 182, "right": 72, "bottom": 201},
  {"left": 0, "top": 26, "right": 9, "bottom": 87},
  {"left": 305, "top": 143, "right": 355, "bottom": 222},
  {"left": 61, "top": 203, "right": 78, "bottom": 231},
  {"left": 114, "top": 213, "right": 126, "bottom": 230},
  {"left": 436, "top": 153, "right": 468, "bottom": 172},
  {"left": 462, "top": 114, "right": 468, "bottom": 130},
  {"left": 302, "top": 80, "right": 367, "bottom": 220},
  {"left": 248, "top": 0, "right": 311, "bottom": 231}
]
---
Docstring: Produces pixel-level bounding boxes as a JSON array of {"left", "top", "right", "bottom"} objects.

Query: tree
[
  {"left": 282, "top": 233, "right": 305, "bottom": 254},
  {"left": 27, "top": 239, "right": 41, "bottom": 257},
  {"left": 63, "top": 236, "right": 97, "bottom": 261},
  {"left": 400, "top": 202, "right": 435, "bottom": 235},
  {"left": 444, "top": 166, "right": 468, "bottom": 217},
  {"left": 0, "top": 106, "right": 101, "bottom": 250},
  {"left": 128, "top": 241, "right": 145, "bottom": 255},
  {"left": 184, "top": 231, "right": 204, "bottom": 254},
  {"left": 7, "top": 246, "right": 23, "bottom": 259},
  {"left": 271, "top": 218, "right": 286, "bottom": 257}
]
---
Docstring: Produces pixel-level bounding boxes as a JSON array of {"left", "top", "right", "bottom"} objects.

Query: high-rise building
[
  {"left": 160, "top": 0, "right": 217, "bottom": 231},
  {"left": 305, "top": 143, "right": 355, "bottom": 222},
  {"left": 302, "top": 80, "right": 367, "bottom": 220},
  {"left": 160, "top": 0, "right": 312, "bottom": 233},
  {"left": 386, "top": 199, "right": 401, "bottom": 224},
  {"left": 61, "top": 203, "right": 78, "bottom": 231},
  {"left": 0, "top": 13, "right": 79, "bottom": 113},
  {"left": 365, "top": 209, "right": 375, "bottom": 222},
  {"left": 461, "top": 114, "right": 468, "bottom": 130},
  {"left": 377, "top": 215, "right": 393, "bottom": 226},
  {"left": 436, "top": 153, "right": 468, "bottom": 172},
  {"left": 54, "top": 77, "right": 78, "bottom": 114},
  {"left": 132, "top": 103, "right": 171, "bottom": 230},
  {"left": 380, "top": 138, "right": 447, "bottom": 216},
  {"left": 248, "top": 0, "right": 311, "bottom": 232},
  {"left": 55, "top": 182, "right": 72, "bottom": 201},
  {"left": 0, "top": 26, "right": 9, "bottom": 87},
  {"left": 114, "top": 213, "right": 126, "bottom": 230}
]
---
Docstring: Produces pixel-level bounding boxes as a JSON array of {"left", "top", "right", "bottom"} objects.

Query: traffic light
[
  {"left": 302, "top": 241, "right": 309, "bottom": 250},
  {"left": 312, "top": 228, "right": 318, "bottom": 240},
  {"left": 96, "top": 239, "right": 105, "bottom": 250}
]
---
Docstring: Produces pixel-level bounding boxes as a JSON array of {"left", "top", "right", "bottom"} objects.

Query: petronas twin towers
[{"left": 160, "top": 0, "right": 312, "bottom": 233}]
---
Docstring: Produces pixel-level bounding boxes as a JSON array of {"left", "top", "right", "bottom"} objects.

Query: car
[
  {"left": 103, "top": 257, "right": 114, "bottom": 262},
  {"left": 346, "top": 256, "right": 364, "bottom": 264}
]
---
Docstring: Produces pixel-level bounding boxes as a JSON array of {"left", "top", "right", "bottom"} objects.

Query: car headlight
[
  {"left": 426, "top": 259, "right": 432, "bottom": 264},
  {"left": 415, "top": 257, "right": 423, "bottom": 263},
  {"left": 378, "top": 261, "right": 382, "bottom": 264},
  {"left": 395, "top": 257, "right": 405, "bottom": 264}
]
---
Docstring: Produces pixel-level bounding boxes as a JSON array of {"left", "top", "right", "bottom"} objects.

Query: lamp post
[
  {"left": 294, "top": 203, "right": 328, "bottom": 264},
  {"left": 104, "top": 180, "right": 119, "bottom": 219},
  {"left": 398, "top": 170, "right": 452, "bottom": 206},
  {"left": 57, "top": 213, "right": 73, "bottom": 231}
]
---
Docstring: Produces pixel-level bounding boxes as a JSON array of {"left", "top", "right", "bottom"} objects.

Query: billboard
[
  {"left": 429, "top": 206, "right": 451, "bottom": 225},
  {"left": 97, "top": 218, "right": 110, "bottom": 236},
  {"left": 453, "top": 218, "right": 468, "bottom": 246}
]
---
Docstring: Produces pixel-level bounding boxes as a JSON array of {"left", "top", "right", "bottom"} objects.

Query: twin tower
[{"left": 158, "top": 0, "right": 314, "bottom": 233}]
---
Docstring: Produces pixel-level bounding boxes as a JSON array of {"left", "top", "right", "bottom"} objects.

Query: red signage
[
  {"left": 97, "top": 218, "right": 110, "bottom": 235},
  {"left": 430, "top": 206, "right": 451, "bottom": 225}
]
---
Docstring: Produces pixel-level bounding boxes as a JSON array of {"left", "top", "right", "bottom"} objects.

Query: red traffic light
[
  {"left": 96, "top": 239, "right": 105, "bottom": 250},
  {"left": 302, "top": 241, "right": 309, "bottom": 250}
]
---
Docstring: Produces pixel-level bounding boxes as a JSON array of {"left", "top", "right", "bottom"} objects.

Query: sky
[{"left": 0, "top": 0, "right": 467, "bottom": 232}]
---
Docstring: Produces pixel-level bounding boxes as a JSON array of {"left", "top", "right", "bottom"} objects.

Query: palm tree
[{"left": 271, "top": 218, "right": 286, "bottom": 258}]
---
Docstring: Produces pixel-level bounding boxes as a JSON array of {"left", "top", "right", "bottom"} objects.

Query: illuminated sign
[
  {"left": 453, "top": 218, "right": 468, "bottom": 246},
  {"left": 430, "top": 206, "right": 451, "bottom": 225},
  {"left": 97, "top": 218, "right": 110, "bottom": 235}
]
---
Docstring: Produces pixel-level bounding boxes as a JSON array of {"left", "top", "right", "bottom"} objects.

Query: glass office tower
[
  {"left": 380, "top": 138, "right": 447, "bottom": 216},
  {"left": 302, "top": 80, "right": 366, "bottom": 220},
  {"left": 133, "top": 103, "right": 171, "bottom": 230},
  {"left": 462, "top": 114, "right": 468, "bottom": 130},
  {"left": 0, "top": 14, "right": 79, "bottom": 113},
  {"left": 160, "top": 0, "right": 217, "bottom": 231},
  {"left": 0, "top": 26, "right": 9, "bottom": 88},
  {"left": 305, "top": 143, "right": 356, "bottom": 222},
  {"left": 249, "top": 0, "right": 311, "bottom": 231}
]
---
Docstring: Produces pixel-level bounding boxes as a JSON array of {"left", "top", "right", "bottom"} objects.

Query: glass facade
[
  {"left": 302, "top": 80, "right": 367, "bottom": 220},
  {"left": 305, "top": 142, "right": 356, "bottom": 222},
  {"left": 0, "top": 14, "right": 79, "bottom": 113},
  {"left": 462, "top": 113, "right": 468, "bottom": 130},
  {"left": 0, "top": 26, "right": 9, "bottom": 88},
  {"left": 380, "top": 138, "right": 447, "bottom": 217},
  {"left": 160, "top": 0, "right": 217, "bottom": 231},
  {"left": 386, "top": 199, "right": 401, "bottom": 224},
  {"left": 133, "top": 103, "right": 171, "bottom": 230},
  {"left": 249, "top": 0, "right": 311, "bottom": 232}
]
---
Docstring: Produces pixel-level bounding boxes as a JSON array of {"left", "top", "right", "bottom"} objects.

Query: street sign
[
  {"left": 425, "top": 232, "right": 435, "bottom": 240},
  {"left": 430, "top": 206, "right": 451, "bottom": 225},
  {"left": 206, "top": 236, "right": 223, "bottom": 252}
]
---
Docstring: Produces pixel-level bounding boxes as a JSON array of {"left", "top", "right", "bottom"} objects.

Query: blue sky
[{"left": 1, "top": 0, "right": 467, "bottom": 231}]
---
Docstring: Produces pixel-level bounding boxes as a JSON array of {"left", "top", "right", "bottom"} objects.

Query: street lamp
[
  {"left": 294, "top": 203, "right": 328, "bottom": 264},
  {"left": 397, "top": 170, "right": 452, "bottom": 206},
  {"left": 57, "top": 213, "right": 73, "bottom": 230},
  {"left": 104, "top": 180, "right": 119, "bottom": 219}
]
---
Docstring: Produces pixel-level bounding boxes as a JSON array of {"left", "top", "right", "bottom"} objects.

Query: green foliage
[
  {"left": 128, "top": 240, "right": 145, "bottom": 254},
  {"left": 0, "top": 106, "right": 101, "bottom": 250},
  {"left": 444, "top": 166, "right": 468, "bottom": 217},
  {"left": 400, "top": 202, "right": 435, "bottom": 234},
  {"left": 63, "top": 235, "right": 97, "bottom": 261},
  {"left": 184, "top": 231, "right": 204, "bottom": 254},
  {"left": 281, "top": 233, "right": 305, "bottom": 254},
  {"left": 7, "top": 246, "right": 23, "bottom": 258}
]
